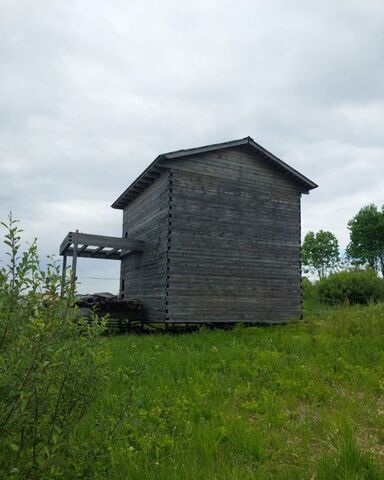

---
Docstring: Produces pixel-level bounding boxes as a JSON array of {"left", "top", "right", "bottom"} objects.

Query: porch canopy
[
  {"left": 59, "top": 231, "right": 144, "bottom": 291},
  {"left": 60, "top": 231, "right": 144, "bottom": 260}
]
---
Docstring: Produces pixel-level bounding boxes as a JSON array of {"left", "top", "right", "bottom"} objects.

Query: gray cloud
[{"left": 1, "top": 0, "right": 383, "bottom": 291}]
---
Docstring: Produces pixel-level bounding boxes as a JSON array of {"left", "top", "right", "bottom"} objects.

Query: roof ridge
[{"left": 111, "top": 137, "right": 318, "bottom": 209}]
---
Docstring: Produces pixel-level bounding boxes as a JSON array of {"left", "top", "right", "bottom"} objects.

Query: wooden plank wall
[
  {"left": 163, "top": 147, "right": 303, "bottom": 323},
  {"left": 120, "top": 172, "right": 170, "bottom": 322}
]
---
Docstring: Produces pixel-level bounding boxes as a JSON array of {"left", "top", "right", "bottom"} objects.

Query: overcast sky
[{"left": 1, "top": 0, "right": 383, "bottom": 293}]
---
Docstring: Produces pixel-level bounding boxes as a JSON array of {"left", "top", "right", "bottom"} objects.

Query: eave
[{"left": 111, "top": 136, "right": 318, "bottom": 209}]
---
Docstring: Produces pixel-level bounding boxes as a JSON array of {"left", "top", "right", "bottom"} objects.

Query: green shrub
[
  {"left": 0, "top": 215, "right": 111, "bottom": 479},
  {"left": 317, "top": 269, "right": 384, "bottom": 305},
  {"left": 302, "top": 277, "right": 317, "bottom": 301}
]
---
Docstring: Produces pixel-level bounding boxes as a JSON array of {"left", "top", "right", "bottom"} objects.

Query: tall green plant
[
  {"left": 0, "top": 214, "right": 109, "bottom": 479},
  {"left": 302, "top": 230, "right": 340, "bottom": 279},
  {"left": 347, "top": 204, "right": 384, "bottom": 277}
]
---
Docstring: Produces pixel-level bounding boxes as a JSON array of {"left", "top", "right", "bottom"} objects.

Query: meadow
[{"left": 78, "top": 302, "right": 384, "bottom": 479}]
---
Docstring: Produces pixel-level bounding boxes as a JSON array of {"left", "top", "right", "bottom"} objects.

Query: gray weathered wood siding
[
  {"left": 163, "top": 147, "right": 303, "bottom": 323},
  {"left": 120, "top": 172, "right": 170, "bottom": 321}
]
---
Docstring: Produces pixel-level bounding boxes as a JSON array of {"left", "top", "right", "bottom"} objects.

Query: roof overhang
[{"left": 111, "top": 136, "right": 318, "bottom": 209}]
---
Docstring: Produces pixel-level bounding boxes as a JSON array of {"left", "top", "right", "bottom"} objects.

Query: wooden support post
[
  {"left": 60, "top": 255, "right": 67, "bottom": 297},
  {"left": 71, "top": 230, "right": 79, "bottom": 293}
]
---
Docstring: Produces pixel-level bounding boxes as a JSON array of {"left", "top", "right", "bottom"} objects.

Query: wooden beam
[
  {"left": 105, "top": 247, "right": 120, "bottom": 257},
  {"left": 71, "top": 230, "right": 79, "bottom": 291},
  {"left": 152, "top": 167, "right": 166, "bottom": 174},
  {"left": 60, "top": 255, "right": 67, "bottom": 297},
  {"left": 64, "top": 249, "right": 121, "bottom": 260},
  {"left": 59, "top": 233, "right": 72, "bottom": 255},
  {"left": 61, "top": 232, "right": 144, "bottom": 252},
  {"left": 137, "top": 178, "right": 153, "bottom": 185},
  {"left": 146, "top": 171, "right": 160, "bottom": 179}
]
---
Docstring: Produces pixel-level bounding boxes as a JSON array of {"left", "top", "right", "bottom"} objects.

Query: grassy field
[{"left": 78, "top": 303, "right": 384, "bottom": 479}]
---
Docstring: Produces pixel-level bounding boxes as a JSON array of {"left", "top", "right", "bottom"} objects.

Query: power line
[{"left": 78, "top": 276, "right": 119, "bottom": 280}]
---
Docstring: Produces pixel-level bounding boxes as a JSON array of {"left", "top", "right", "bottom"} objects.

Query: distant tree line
[{"left": 302, "top": 204, "right": 384, "bottom": 279}]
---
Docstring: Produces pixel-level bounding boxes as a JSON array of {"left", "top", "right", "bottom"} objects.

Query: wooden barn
[{"left": 60, "top": 137, "right": 317, "bottom": 324}]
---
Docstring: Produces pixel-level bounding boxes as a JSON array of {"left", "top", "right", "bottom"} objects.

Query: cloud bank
[{"left": 1, "top": 0, "right": 383, "bottom": 292}]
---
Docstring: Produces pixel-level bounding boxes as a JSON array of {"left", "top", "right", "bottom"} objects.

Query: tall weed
[
  {"left": 316, "top": 427, "right": 383, "bottom": 480},
  {"left": 0, "top": 215, "right": 110, "bottom": 479}
]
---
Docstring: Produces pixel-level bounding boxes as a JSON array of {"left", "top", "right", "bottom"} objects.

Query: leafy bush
[
  {"left": 301, "top": 277, "right": 317, "bottom": 301},
  {"left": 317, "top": 269, "right": 384, "bottom": 305},
  {"left": 0, "top": 215, "right": 110, "bottom": 479}
]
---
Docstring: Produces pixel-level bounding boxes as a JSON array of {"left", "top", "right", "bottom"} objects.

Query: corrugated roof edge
[{"left": 111, "top": 136, "right": 318, "bottom": 209}]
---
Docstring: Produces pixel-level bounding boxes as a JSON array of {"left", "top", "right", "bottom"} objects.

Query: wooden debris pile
[{"left": 75, "top": 292, "right": 143, "bottom": 333}]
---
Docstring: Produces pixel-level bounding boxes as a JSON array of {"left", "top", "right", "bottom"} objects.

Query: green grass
[{"left": 78, "top": 303, "right": 384, "bottom": 479}]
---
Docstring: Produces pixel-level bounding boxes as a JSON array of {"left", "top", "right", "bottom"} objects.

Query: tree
[
  {"left": 302, "top": 230, "right": 340, "bottom": 279},
  {"left": 346, "top": 204, "right": 384, "bottom": 277}
]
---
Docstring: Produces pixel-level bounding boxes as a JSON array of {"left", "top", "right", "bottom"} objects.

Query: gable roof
[{"left": 111, "top": 136, "right": 318, "bottom": 209}]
